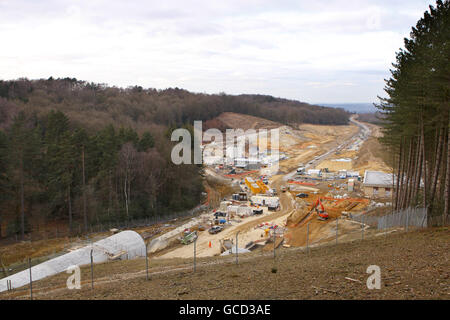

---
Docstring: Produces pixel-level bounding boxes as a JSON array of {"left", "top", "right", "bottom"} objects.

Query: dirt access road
[
  {"left": 158, "top": 116, "right": 366, "bottom": 259},
  {"left": 283, "top": 115, "right": 369, "bottom": 181}
]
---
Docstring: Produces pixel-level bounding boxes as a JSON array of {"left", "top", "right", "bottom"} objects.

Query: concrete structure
[
  {"left": 0, "top": 231, "right": 146, "bottom": 293},
  {"left": 363, "top": 170, "right": 395, "bottom": 198}
]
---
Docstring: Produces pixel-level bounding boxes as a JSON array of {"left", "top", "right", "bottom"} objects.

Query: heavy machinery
[
  {"left": 310, "top": 198, "right": 329, "bottom": 221},
  {"left": 293, "top": 197, "right": 329, "bottom": 227},
  {"left": 179, "top": 230, "right": 198, "bottom": 245}
]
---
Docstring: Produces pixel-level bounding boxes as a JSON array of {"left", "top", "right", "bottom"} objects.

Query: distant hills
[{"left": 317, "top": 103, "right": 377, "bottom": 113}]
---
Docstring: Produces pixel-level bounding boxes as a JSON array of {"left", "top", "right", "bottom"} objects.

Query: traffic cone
[{"left": 209, "top": 241, "right": 211, "bottom": 248}]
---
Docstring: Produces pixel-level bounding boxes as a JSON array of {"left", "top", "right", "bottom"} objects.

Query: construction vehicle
[
  {"left": 179, "top": 230, "right": 198, "bottom": 245},
  {"left": 296, "top": 193, "right": 309, "bottom": 198},
  {"left": 208, "top": 226, "right": 224, "bottom": 234},
  {"left": 220, "top": 238, "right": 234, "bottom": 253},
  {"left": 310, "top": 198, "right": 329, "bottom": 221}
]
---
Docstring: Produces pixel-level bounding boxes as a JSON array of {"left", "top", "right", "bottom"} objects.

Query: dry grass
[{"left": 2, "top": 227, "right": 448, "bottom": 300}]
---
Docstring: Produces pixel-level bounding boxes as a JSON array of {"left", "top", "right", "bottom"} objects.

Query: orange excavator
[
  {"left": 311, "top": 198, "right": 329, "bottom": 221},
  {"left": 293, "top": 197, "right": 329, "bottom": 227}
]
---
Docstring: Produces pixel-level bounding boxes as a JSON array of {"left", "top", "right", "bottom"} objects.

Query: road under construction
[{"left": 155, "top": 115, "right": 379, "bottom": 260}]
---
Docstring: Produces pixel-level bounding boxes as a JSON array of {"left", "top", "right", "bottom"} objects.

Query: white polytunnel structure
[{"left": 0, "top": 230, "right": 145, "bottom": 293}]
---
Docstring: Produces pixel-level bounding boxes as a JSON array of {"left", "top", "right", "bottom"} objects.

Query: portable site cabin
[
  {"left": 220, "top": 201, "right": 232, "bottom": 211},
  {"left": 246, "top": 162, "right": 261, "bottom": 170},
  {"left": 348, "top": 179, "right": 355, "bottom": 192},
  {"left": 245, "top": 177, "right": 261, "bottom": 194},
  {"left": 322, "top": 172, "right": 336, "bottom": 179},
  {"left": 235, "top": 157, "right": 261, "bottom": 169},
  {"left": 227, "top": 205, "right": 252, "bottom": 217},
  {"left": 307, "top": 169, "right": 322, "bottom": 177},
  {"left": 338, "top": 170, "right": 347, "bottom": 179},
  {"left": 237, "top": 206, "right": 253, "bottom": 216},
  {"left": 346, "top": 171, "right": 360, "bottom": 178},
  {"left": 227, "top": 205, "right": 239, "bottom": 215},
  {"left": 250, "top": 196, "right": 280, "bottom": 208},
  {"left": 232, "top": 193, "right": 248, "bottom": 201},
  {"left": 245, "top": 177, "right": 269, "bottom": 194},
  {"left": 238, "top": 192, "right": 248, "bottom": 201}
]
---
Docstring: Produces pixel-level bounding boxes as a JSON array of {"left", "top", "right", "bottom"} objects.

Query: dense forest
[
  {"left": 0, "top": 109, "right": 203, "bottom": 239},
  {"left": 377, "top": 0, "right": 449, "bottom": 221},
  {"left": 0, "top": 77, "right": 350, "bottom": 239},
  {"left": 0, "top": 78, "right": 349, "bottom": 132}
]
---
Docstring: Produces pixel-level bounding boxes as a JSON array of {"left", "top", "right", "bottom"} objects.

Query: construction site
[
  {"left": 145, "top": 113, "right": 387, "bottom": 261},
  {"left": 0, "top": 112, "right": 447, "bottom": 300}
]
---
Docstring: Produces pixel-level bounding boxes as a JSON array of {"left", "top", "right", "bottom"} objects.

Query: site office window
[
  {"left": 385, "top": 188, "right": 391, "bottom": 197},
  {"left": 373, "top": 187, "right": 379, "bottom": 195}
]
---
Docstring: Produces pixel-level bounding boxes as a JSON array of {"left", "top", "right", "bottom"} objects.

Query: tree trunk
[
  {"left": 395, "top": 137, "right": 403, "bottom": 210},
  {"left": 68, "top": 184, "right": 72, "bottom": 235},
  {"left": 108, "top": 170, "right": 112, "bottom": 219},
  {"left": 421, "top": 118, "right": 428, "bottom": 212},
  {"left": 444, "top": 124, "right": 449, "bottom": 224},
  {"left": 401, "top": 139, "right": 414, "bottom": 209},
  {"left": 124, "top": 171, "right": 129, "bottom": 218},
  {"left": 405, "top": 138, "right": 417, "bottom": 208},
  {"left": 429, "top": 125, "right": 444, "bottom": 214},
  {"left": 411, "top": 134, "right": 422, "bottom": 205},
  {"left": 82, "top": 146, "right": 87, "bottom": 233},
  {"left": 20, "top": 158, "right": 25, "bottom": 240}
]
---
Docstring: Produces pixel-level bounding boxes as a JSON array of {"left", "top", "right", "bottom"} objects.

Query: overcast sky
[{"left": 0, "top": 0, "right": 436, "bottom": 103}]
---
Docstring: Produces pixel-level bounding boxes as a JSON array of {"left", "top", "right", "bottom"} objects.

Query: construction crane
[{"left": 311, "top": 198, "right": 329, "bottom": 221}]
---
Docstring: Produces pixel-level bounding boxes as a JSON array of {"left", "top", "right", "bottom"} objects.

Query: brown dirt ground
[
  {"left": 216, "top": 112, "right": 281, "bottom": 131},
  {"left": 2, "top": 227, "right": 448, "bottom": 300},
  {"left": 353, "top": 123, "right": 392, "bottom": 173}
]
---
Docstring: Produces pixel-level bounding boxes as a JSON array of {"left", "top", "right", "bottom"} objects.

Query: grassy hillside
[{"left": 1, "top": 228, "right": 448, "bottom": 300}]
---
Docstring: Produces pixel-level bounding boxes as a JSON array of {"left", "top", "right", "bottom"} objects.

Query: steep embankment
[{"left": 2, "top": 228, "right": 448, "bottom": 299}]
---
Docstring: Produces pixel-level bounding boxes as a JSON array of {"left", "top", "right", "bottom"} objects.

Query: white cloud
[{"left": 0, "top": 0, "right": 436, "bottom": 103}]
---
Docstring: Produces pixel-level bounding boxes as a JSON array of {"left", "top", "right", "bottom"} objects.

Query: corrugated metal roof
[{"left": 363, "top": 170, "right": 395, "bottom": 186}]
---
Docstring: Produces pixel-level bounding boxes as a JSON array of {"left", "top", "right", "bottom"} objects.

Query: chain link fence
[
  {"left": 0, "top": 204, "right": 210, "bottom": 282},
  {"left": 351, "top": 207, "right": 448, "bottom": 230}
]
